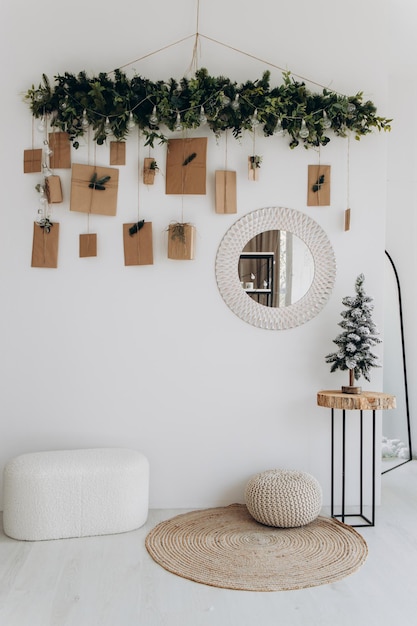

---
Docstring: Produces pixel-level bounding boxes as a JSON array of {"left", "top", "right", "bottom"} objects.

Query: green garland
[{"left": 25, "top": 67, "right": 391, "bottom": 149}]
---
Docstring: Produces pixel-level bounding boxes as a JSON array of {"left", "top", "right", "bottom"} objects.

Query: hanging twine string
[
  {"left": 112, "top": 30, "right": 343, "bottom": 97},
  {"left": 42, "top": 111, "right": 47, "bottom": 158},
  {"left": 87, "top": 126, "right": 91, "bottom": 166},
  {"left": 223, "top": 130, "right": 228, "bottom": 210},
  {"left": 347, "top": 135, "right": 350, "bottom": 209},
  {"left": 250, "top": 128, "right": 258, "bottom": 180},
  {"left": 181, "top": 129, "right": 186, "bottom": 224},
  {"left": 195, "top": 0, "right": 200, "bottom": 34},
  {"left": 317, "top": 145, "right": 322, "bottom": 207},
  {"left": 112, "top": 35, "right": 196, "bottom": 74},
  {"left": 137, "top": 127, "right": 141, "bottom": 222},
  {"left": 197, "top": 34, "right": 342, "bottom": 95},
  {"left": 136, "top": 127, "right": 142, "bottom": 260},
  {"left": 83, "top": 127, "right": 94, "bottom": 257},
  {"left": 46, "top": 114, "right": 54, "bottom": 175},
  {"left": 109, "top": 0, "right": 346, "bottom": 98},
  {"left": 224, "top": 129, "right": 228, "bottom": 171},
  {"left": 40, "top": 112, "right": 52, "bottom": 267},
  {"left": 188, "top": 0, "right": 201, "bottom": 74},
  {"left": 85, "top": 140, "right": 97, "bottom": 239},
  {"left": 345, "top": 135, "right": 351, "bottom": 231},
  {"left": 86, "top": 127, "right": 92, "bottom": 237},
  {"left": 188, "top": 33, "right": 201, "bottom": 75}
]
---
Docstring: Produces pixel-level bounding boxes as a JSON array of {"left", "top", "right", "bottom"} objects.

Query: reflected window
[{"left": 238, "top": 230, "right": 314, "bottom": 308}]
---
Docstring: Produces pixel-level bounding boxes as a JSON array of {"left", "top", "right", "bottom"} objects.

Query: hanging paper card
[
  {"left": 45, "top": 175, "right": 63, "bottom": 203},
  {"left": 123, "top": 221, "right": 154, "bottom": 266},
  {"left": 248, "top": 156, "right": 261, "bottom": 181},
  {"left": 31, "top": 222, "right": 59, "bottom": 268},
  {"left": 110, "top": 141, "right": 126, "bottom": 166},
  {"left": 307, "top": 165, "right": 331, "bottom": 206},
  {"left": 23, "top": 149, "right": 42, "bottom": 173},
  {"left": 215, "top": 170, "right": 237, "bottom": 214},
  {"left": 79, "top": 233, "right": 97, "bottom": 258},
  {"left": 70, "top": 164, "right": 119, "bottom": 216},
  {"left": 166, "top": 138, "right": 207, "bottom": 195},
  {"left": 167, "top": 223, "right": 195, "bottom": 260},
  {"left": 49, "top": 132, "right": 71, "bottom": 169},
  {"left": 143, "top": 158, "right": 157, "bottom": 185},
  {"left": 344, "top": 208, "right": 351, "bottom": 231}
]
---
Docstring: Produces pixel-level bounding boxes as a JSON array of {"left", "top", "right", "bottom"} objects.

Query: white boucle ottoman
[
  {"left": 2, "top": 448, "right": 149, "bottom": 541},
  {"left": 245, "top": 468, "right": 322, "bottom": 528}
]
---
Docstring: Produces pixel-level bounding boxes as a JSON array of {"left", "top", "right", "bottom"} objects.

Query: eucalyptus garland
[{"left": 26, "top": 67, "right": 391, "bottom": 149}]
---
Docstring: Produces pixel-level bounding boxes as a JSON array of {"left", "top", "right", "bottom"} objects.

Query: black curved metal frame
[{"left": 382, "top": 250, "right": 413, "bottom": 474}]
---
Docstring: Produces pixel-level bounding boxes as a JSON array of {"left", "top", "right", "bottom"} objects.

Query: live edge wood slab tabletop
[{"left": 317, "top": 390, "right": 396, "bottom": 411}]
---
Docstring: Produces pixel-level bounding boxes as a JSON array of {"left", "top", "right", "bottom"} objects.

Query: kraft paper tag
[
  {"left": 166, "top": 138, "right": 207, "bottom": 195},
  {"left": 31, "top": 222, "right": 59, "bottom": 268},
  {"left": 123, "top": 222, "right": 154, "bottom": 266}
]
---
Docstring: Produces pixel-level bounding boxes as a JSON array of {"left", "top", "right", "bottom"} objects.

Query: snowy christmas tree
[{"left": 325, "top": 273, "right": 381, "bottom": 394}]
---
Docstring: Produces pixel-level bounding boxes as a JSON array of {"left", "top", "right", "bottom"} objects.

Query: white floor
[{"left": 0, "top": 462, "right": 416, "bottom": 626}]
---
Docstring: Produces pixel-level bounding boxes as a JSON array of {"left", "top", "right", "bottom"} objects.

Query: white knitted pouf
[
  {"left": 2, "top": 448, "right": 149, "bottom": 541},
  {"left": 245, "top": 469, "right": 322, "bottom": 528}
]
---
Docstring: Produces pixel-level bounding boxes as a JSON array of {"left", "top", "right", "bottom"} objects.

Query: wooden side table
[{"left": 317, "top": 390, "right": 396, "bottom": 527}]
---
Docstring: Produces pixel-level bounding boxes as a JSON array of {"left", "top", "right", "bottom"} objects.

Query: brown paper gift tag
[
  {"left": 167, "top": 223, "right": 195, "bottom": 260},
  {"left": 31, "top": 222, "right": 59, "bottom": 268},
  {"left": 143, "top": 158, "right": 156, "bottom": 185},
  {"left": 110, "top": 142, "right": 126, "bottom": 166},
  {"left": 307, "top": 165, "right": 331, "bottom": 206},
  {"left": 123, "top": 222, "right": 154, "bottom": 266},
  {"left": 248, "top": 157, "right": 260, "bottom": 181},
  {"left": 70, "top": 163, "right": 119, "bottom": 216},
  {"left": 49, "top": 132, "right": 71, "bottom": 169},
  {"left": 79, "top": 234, "right": 97, "bottom": 257},
  {"left": 45, "top": 175, "right": 63, "bottom": 203},
  {"left": 215, "top": 171, "right": 237, "bottom": 213},
  {"left": 344, "top": 208, "right": 351, "bottom": 231},
  {"left": 24, "top": 149, "right": 42, "bottom": 173},
  {"left": 166, "top": 138, "right": 207, "bottom": 195}
]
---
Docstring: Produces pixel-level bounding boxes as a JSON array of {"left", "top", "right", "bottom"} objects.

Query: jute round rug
[{"left": 145, "top": 503, "right": 368, "bottom": 592}]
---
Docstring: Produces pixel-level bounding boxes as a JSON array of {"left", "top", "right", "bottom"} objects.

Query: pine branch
[
  {"left": 182, "top": 153, "right": 197, "bottom": 166},
  {"left": 89, "top": 173, "right": 111, "bottom": 190},
  {"left": 129, "top": 220, "right": 145, "bottom": 236}
]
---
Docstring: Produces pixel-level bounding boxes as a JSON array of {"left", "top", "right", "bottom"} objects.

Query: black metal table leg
[{"left": 331, "top": 407, "right": 376, "bottom": 527}]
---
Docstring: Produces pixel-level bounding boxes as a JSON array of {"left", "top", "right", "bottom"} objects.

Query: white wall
[{"left": 0, "top": 0, "right": 391, "bottom": 509}]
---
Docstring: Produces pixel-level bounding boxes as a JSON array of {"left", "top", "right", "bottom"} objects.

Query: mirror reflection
[{"left": 238, "top": 230, "right": 315, "bottom": 307}]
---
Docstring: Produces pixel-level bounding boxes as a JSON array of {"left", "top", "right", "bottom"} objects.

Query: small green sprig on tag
[
  {"left": 89, "top": 172, "right": 111, "bottom": 190},
  {"left": 182, "top": 153, "right": 197, "bottom": 166},
  {"left": 129, "top": 220, "right": 145, "bottom": 236},
  {"left": 169, "top": 222, "right": 190, "bottom": 244},
  {"left": 249, "top": 155, "right": 262, "bottom": 169},
  {"left": 38, "top": 217, "right": 53, "bottom": 233},
  {"left": 312, "top": 174, "right": 325, "bottom": 192}
]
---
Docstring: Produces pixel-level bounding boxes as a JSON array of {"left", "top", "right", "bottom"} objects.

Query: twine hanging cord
[
  {"left": 115, "top": 32, "right": 336, "bottom": 94},
  {"left": 106, "top": 31, "right": 353, "bottom": 125}
]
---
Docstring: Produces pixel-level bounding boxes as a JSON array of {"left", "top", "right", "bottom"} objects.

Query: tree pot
[{"left": 341, "top": 385, "right": 362, "bottom": 395}]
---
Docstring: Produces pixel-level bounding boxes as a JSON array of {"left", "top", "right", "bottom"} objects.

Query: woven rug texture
[{"left": 145, "top": 503, "right": 368, "bottom": 592}]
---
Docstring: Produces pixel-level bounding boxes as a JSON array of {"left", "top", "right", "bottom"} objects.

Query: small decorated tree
[{"left": 325, "top": 274, "right": 381, "bottom": 394}]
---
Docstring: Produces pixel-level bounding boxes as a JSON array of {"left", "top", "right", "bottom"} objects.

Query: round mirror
[
  {"left": 239, "top": 230, "right": 314, "bottom": 308},
  {"left": 215, "top": 207, "right": 336, "bottom": 330}
]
